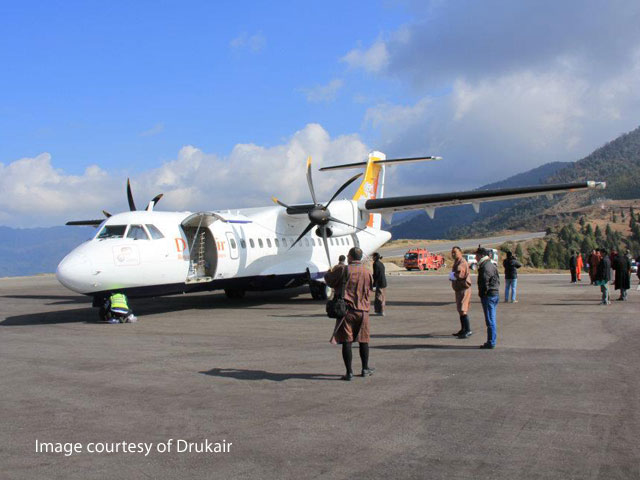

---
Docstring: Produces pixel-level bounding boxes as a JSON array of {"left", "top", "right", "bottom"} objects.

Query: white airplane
[{"left": 57, "top": 152, "right": 605, "bottom": 316}]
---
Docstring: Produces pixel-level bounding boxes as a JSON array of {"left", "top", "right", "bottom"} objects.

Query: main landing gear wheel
[
  {"left": 224, "top": 288, "right": 246, "bottom": 300},
  {"left": 309, "top": 281, "right": 331, "bottom": 300}
]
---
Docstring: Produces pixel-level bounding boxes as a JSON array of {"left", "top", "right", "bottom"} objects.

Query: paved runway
[{"left": 1, "top": 274, "right": 639, "bottom": 479}]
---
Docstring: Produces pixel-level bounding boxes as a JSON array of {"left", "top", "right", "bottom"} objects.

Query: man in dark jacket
[
  {"left": 372, "top": 252, "right": 387, "bottom": 316},
  {"left": 477, "top": 248, "right": 500, "bottom": 349},
  {"left": 503, "top": 251, "right": 522, "bottom": 303},
  {"left": 595, "top": 248, "right": 612, "bottom": 305},
  {"left": 325, "top": 247, "right": 375, "bottom": 381},
  {"left": 613, "top": 251, "right": 631, "bottom": 301},
  {"left": 569, "top": 252, "right": 578, "bottom": 283}
]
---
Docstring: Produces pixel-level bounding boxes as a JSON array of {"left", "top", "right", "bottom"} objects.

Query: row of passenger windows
[{"left": 230, "top": 235, "right": 352, "bottom": 250}]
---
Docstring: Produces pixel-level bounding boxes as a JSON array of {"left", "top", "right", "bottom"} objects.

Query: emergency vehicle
[{"left": 403, "top": 248, "right": 445, "bottom": 271}]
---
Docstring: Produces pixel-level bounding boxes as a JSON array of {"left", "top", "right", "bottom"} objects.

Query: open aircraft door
[{"left": 181, "top": 212, "right": 222, "bottom": 284}]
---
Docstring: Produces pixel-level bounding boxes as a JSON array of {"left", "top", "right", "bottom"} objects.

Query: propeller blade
[
  {"left": 320, "top": 227, "right": 331, "bottom": 267},
  {"left": 102, "top": 210, "right": 112, "bottom": 218},
  {"left": 290, "top": 222, "right": 316, "bottom": 249},
  {"left": 65, "top": 220, "right": 104, "bottom": 226},
  {"left": 271, "top": 196, "right": 291, "bottom": 209},
  {"left": 327, "top": 215, "right": 370, "bottom": 233},
  {"left": 146, "top": 193, "right": 164, "bottom": 211},
  {"left": 324, "top": 173, "right": 363, "bottom": 208},
  {"left": 306, "top": 156, "right": 318, "bottom": 205},
  {"left": 126, "top": 178, "right": 137, "bottom": 211}
]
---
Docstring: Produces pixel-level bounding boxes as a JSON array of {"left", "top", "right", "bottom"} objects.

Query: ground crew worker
[
  {"left": 595, "top": 248, "right": 612, "bottom": 305},
  {"left": 372, "top": 252, "right": 387, "bottom": 316},
  {"left": 324, "top": 247, "right": 375, "bottom": 381},
  {"left": 107, "top": 292, "right": 136, "bottom": 323},
  {"left": 450, "top": 246, "right": 472, "bottom": 338}
]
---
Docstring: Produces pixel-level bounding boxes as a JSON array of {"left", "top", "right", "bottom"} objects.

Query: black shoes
[
  {"left": 479, "top": 343, "right": 495, "bottom": 349},
  {"left": 452, "top": 330, "right": 464, "bottom": 337},
  {"left": 361, "top": 368, "right": 376, "bottom": 377},
  {"left": 457, "top": 331, "right": 473, "bottom": 339},
  {"left": 342, "top": 373, "right": 353, "bottom": 381}
]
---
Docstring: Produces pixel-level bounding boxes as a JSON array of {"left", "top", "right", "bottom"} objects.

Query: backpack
[{"left": 326, "top": 267, "right": 349, "bottom": 319}]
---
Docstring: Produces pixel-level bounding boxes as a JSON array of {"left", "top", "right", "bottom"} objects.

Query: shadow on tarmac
[
  {"left": 386, "top": 300, "right": 454, "bottom": 307},
  {"left": 1, "top": 308, "right": 96, "bottom": 325},
  {"left": 1, "top": 294, "right": 89, "bottom": 305},
  {"left": 372, "top": 333, "right": 454, "bottom": 339},
  {"left": 1, "top": 288, "right": 322, "bottom": 326},
  {"left": 200, "top": 368, "right": 341, "bottom": 382},
  {"left": 372, "top": 344, "right": 481, "bottom": 350}
]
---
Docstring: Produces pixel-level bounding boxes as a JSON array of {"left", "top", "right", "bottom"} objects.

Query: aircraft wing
[{"left": 361, "top": 181, "right": 606, "bottom": 216}]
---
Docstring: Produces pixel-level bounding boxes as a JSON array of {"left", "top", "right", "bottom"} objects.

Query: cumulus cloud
[
  {"left": 344, "top": 0, "right": 640, "bottom": 193},
  {"left": 1, "top": 125, "right": 370, "bottom": 227},
  {"left": 341, "top": 40, "right": 389, "bottom": 73},
  {"left": 0, "top": 153, "right": 116, "bottom": 227},
  {"left": 230, "top": 31, "right": 266, "bottom": 53},
  {"left": 299, "top": 79, "right": 344, "bottom": 103}
]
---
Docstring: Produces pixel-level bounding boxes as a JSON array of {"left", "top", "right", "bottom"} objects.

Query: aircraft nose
[{"left": 56, "top": 252, "right": 94, "bottom": 293}]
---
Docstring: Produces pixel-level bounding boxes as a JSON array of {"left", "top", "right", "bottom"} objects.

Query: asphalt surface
[
  {"left": 380, "top": 231, "right": 546, "bottom": 257},
  {"left": 1, "top": 273, "right": 639, "bottom": 480}
]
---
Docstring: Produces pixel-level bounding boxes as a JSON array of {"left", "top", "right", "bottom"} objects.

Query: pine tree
[{"left": 515, "top": 243, "right": 523, "bottom": 260}]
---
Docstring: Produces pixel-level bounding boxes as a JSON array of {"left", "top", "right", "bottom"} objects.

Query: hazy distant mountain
[
  {"left": 389, "top": 161, "right": 571, "bottom": 239},
  {"left": 450, "top": 125, "right": 640, "bottom": 235},
  {"left": 0, "top": 226, "right": 95, "bottom": 277}
]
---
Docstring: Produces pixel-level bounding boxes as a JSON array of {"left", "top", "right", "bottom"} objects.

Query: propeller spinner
[{"left": 272, "top": 157, "right": 365, "bottom": 266}]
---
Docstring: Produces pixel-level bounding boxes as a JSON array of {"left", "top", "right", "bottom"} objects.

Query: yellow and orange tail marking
[{"left": 352, "top": 155, "right": 383, "bottom": 227}]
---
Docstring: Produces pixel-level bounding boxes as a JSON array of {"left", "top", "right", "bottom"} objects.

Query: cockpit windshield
[
  {"left": 97, "top": 225, "right": 127, "bottom": 239},
  {"left": 405, "top": 253, "right": 418, "bottom": 260}
]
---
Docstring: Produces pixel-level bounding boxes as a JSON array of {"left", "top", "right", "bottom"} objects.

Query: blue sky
[{"left": 1, "top": 0, "right": 639, "bottom": 226}]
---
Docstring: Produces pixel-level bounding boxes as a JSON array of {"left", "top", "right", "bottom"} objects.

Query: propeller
[
  {"left": 272, "top": 156, "right": 366, "bottom": 266},
  {"left": 65, "top": 179, "right": 164, "bottom": 226}
]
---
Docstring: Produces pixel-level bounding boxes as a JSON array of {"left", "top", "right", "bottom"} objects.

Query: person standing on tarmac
[
  {"left": 569, "top": 252, "right": 578, "bottom": 283},
  {"left": 324, "top": 247, "right": 375, "bottom": 381},
  {"left": 450, "top": 246, "right": 472, "bottom": 339},
  {"left": 372, "top": 252, "right": 387, "bottom": 316},
  {"left": 613, "top": 251, "right": 631, "bottom": 301},
  {"left": 477, "top": 248, "right": 500, "bottom": 349},
  {"left": 502, "top": 251, "right": 522, "bottom": 303},
  {"left": 576, "top": 253, "right": 584, "bottom": 282},
  {"left": 595, "top": 248, "right": 612, "bottom": 305}
]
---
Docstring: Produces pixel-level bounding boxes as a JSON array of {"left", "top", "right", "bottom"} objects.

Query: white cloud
[
  {"left": 344, "top": 1, "right": 640, "bottom": 194},
  {"left": 0, "top": 153, "right": 115, "bottom": 226},
  {"left": 1, "top": 125, "right": 370, "bottom": 227},
  {"left": 139, "top": 122, "right": 165, "bottom": 137},
  {"left": 341, "top": 40, "right": 389, "bottom": 73},
  {"left": 299, "top": 79, "right": 344, "bottom": 103},
  {"left": 363, "top": 59, "right": 640, "bottom": 194},
  {"left": 230, "top": 32, "right": 266, "bottom": 53}
]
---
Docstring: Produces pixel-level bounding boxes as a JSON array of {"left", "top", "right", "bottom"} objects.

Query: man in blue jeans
[
  {"left": 502, "top": 250, "right": 522, "bottom": 303},
  {"left": 476, "top": 248, "right": 500, "bottom": 349}
]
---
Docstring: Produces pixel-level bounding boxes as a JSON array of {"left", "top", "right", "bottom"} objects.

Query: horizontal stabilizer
[{"left": 319, "top": 156, "right": 441, "bottom": 171}]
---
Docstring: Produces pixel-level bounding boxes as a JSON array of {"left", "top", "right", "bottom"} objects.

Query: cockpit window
[
  {"left": 127, "top": 225, "right": 149, "bottom": 240},
  {"left": 145, "top": 224, "right": 165, "bottom": 239},
  {"left": 97, "top": 225, "right": 127, "bottom": 239}
]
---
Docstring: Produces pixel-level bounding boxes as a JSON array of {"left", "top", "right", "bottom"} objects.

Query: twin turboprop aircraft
[{"left": 57, "top": 152, "right": 605, "bottom": 314}]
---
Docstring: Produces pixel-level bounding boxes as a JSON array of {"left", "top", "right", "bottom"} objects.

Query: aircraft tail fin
[{"left": 319, "top": 153, "right": 441, "bottom": 229}]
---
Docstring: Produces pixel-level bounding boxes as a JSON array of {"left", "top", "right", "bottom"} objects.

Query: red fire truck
[{"left": 403, "top": 248, "right": 445, "bottom": 271}]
